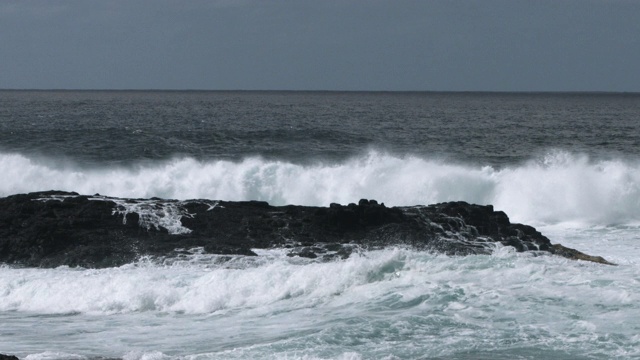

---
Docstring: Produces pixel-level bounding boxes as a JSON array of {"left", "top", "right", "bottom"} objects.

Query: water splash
[{"left": 2, "top": 150, "right": 640, "bottom": 226}]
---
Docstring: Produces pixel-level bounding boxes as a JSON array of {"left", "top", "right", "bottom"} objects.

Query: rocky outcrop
[
  {"left": 0, "top": 191, "right": 614, "bottom": 268},
  {"left": 0, "top": 354, "right": 19, "bottom": 360}
]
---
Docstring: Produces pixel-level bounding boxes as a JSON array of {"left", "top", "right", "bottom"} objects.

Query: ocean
[{"left": 1, "top": 90, "right": 639, "bottom": 359}]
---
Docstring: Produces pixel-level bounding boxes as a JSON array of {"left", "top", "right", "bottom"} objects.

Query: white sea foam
[
  {"left": 105, "top": 197, "right": 195, "bottom": 235},
  {"left": 1, "top": 247, "right": 639, "bottom": 358},
  {"left": 23, "top": 352, "right": 87, "bottom": 360},
  {"left": 0, "top": 250, "right": 405, "bottom": 315},
  {"left": 0, "top": 247, "right": 636, "bottom": 316},
  {"left": 2, "top": 150, "right": 640, "bottom": 226}
]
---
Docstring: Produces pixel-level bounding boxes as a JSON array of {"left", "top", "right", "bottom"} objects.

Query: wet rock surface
[
  {"left": 0, "top": 354, "right": 19, "bottom": 360},
  {"left": 0, "top": 191, "right": 614, "bottom": 268}
]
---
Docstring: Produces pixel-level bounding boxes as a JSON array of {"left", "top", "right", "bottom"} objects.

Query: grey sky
[{"left": 1, "top": 0, "right": 639, "bottom": 91}]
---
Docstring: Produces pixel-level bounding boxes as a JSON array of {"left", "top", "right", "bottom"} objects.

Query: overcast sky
[{"left": 1, "top": 0, "right": 639, "bottom": 91}]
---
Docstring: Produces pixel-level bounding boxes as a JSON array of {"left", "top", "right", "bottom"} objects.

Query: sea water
[{"left": 1, "top": 91, "right": 639, "bottom": 359}]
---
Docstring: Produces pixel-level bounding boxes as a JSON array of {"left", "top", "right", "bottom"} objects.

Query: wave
[
  {"left": 0, "top": 247, "right": 632, "bottom": 316},
  {"left": 2, "top": 150, "right": 640, "bottom": 226},
  {"left": 2, "top": 246, "right": 639, "bottom": 358},
  {"left": 0, "top": 249, "right": 402, "bottom": 315}
]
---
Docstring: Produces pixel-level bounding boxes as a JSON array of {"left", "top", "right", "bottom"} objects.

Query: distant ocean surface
[{"left": 1, "top": 91, "right": 640, "bottom": 359}]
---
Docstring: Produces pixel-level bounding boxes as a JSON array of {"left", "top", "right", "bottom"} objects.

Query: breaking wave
[
  {"left": 4, "top": 247, "right": 638, "bottom": 358},
  {"left": 2, "top": 150, "right": 640, "bottom": 226},
  {"left": 0, "top": 247, "right": 633, "bottom": 316}
]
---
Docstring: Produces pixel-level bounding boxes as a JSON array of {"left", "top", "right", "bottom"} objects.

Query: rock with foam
[{"left": 0, "top": 191, "right": 614, "bottom": 268}]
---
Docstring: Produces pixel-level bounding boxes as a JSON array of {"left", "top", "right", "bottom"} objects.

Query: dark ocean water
[
  {"left": 1, "top": 91, "right": 640, "bottom": 360},
  {"left": 2, "top": 90, "right": 639, "bottom": 166}
]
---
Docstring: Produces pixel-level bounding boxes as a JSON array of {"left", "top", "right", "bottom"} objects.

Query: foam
[
  {"left": 0, "top": 250, "right": 410, "bottom": 315},
  {"left": 2, "top": 150, "right": 640, "bottom": 226},
  {"left": 1, "top": 246, "right": 637, "bottom": 316},
  {"left": 2, "top": 246, "right": 639, "bottom": 358},
  {"left": 106, "top": 197, "right": 194, "bottom": 235},
  {"left": 24, "top": 352, "right": 86, "bottom": 360}
]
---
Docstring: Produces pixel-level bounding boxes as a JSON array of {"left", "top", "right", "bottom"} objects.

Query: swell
[{"left": 2, "top": 150, "right": 640, "bottom": 226}]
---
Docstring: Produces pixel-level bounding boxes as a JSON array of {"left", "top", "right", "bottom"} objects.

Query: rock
[
  {"left": 0, "top": 191, "right": 614, "bottom": 268},
  {"left": 0, "top": 354, "right": 19, "bottom": 360},
  {"left": 550, "top": 244, "right": 616, "bottom": 265}
]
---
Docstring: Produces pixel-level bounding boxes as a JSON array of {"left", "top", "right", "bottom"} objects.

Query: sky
[{"left": 1, "top": 0, "right": 639, "bottom": 92}]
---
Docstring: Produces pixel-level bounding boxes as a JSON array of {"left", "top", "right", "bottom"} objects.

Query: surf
[
  {"left": 1, "top": 247, "right": 638, "bottom": 359},
  {"left": 2, "top": 149, "right": 640, "bottom": 227}
]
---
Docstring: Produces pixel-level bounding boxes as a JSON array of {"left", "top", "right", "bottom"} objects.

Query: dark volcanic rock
[
  {"left": 0, "top": 191, "right": 614, "bottom": 268},
  {"left": 0, "top": 354, "right": 19, "bottom": 360}
]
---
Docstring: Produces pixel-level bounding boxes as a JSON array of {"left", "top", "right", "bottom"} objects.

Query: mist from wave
[{"left": 2, "top": 150, "right": 640, "bottom": 227}]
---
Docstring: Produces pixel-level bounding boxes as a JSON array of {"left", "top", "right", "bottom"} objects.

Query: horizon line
[{"left": 1, "top": 88, "right": 639, "bottom": 95}]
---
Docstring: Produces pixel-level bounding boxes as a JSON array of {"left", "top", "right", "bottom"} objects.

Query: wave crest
[{"left": 2, "top": 150, "right": 640, "bottom": 226}]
